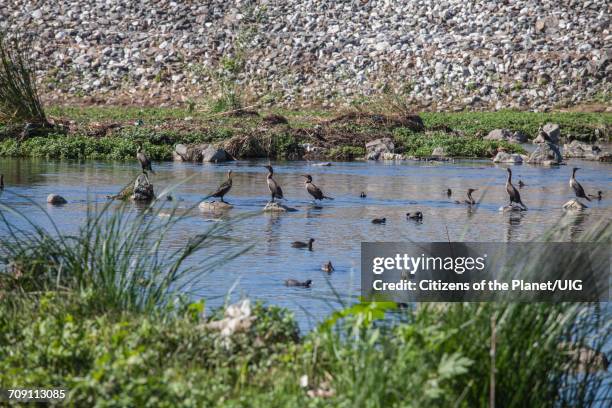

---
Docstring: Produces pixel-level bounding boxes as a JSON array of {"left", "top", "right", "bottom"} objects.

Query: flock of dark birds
[{"left": 131, "top": 145, "right": 606, "bottom": 288}]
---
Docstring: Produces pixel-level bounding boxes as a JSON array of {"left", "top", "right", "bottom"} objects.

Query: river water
[{"left": 0, "top": 157, "right": 610, "bottom": 328}]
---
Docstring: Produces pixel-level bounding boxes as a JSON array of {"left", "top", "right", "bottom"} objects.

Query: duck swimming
[
  {"left": 360, "top": 192, "right": 367, "bottom": 198},
  {"left": 321, "top": 261, "right": 334, "bottom": 273},
  {"left": 406, "top": 211, "right": 423, "bottom": 221},
  {"left": 285, "top": 279, "right": 312, "bottom": 288},
  {"left": 371, "top": 218, "right": 386, "bottom": 224},
  {"left": 291, "top": 238, "right": 315, "bottom": 250},
  {"left": 588, "top": 191, "right": 603, "bottom": 201}
]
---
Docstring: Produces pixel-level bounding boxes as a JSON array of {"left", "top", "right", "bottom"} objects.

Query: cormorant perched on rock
[
  {"left": 372, "top": 218, "right": 386, "bottom": 224},
  {"left": 285, "top": 279, "right": 312, "bottom": 288},
  {"left": 446, "top": 188, "right": 452, "bottom": 198},
  {"left": 210, "top": 170, "right": 233, "bottom": 203},
  {"left": 505, "top": 168, "right": 527, "bottom": 210},
  {"left": 570, "top": 168, "right": 590, "bottom": 201},
  {"left": 518, "top": 180, "right": 526, "bottom": 188},
  {"left": 406, "top": 211, "right": 423, "bottom": 221},
  {"left": 0, "top": 174, "right": 3, "bottom": 190},
  {"left": 588, "top": 191, "right": 603, "bottom": 201},
  {"left": 291, "top": 238, "right": 314, "bottom": 250},
  {"left": 302, "top": 175, "right": 333, "bottom": 201},
  {"left": 264, "top": 165, "right": 283, "bottom": 202},
  {"left": 321, "top": 261, "right": 334, "bottom": 273},
  {"left": 360, "top": 192, "right": 367, "bottom": 198},
  {"left": 136, "top": 145, "right": 155, "bottom": 179}
]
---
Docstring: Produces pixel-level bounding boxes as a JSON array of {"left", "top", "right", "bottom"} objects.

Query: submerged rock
[
  {"left": 263, "top": 202, "right": 297, "bottom": 212},
  {"left": 199, "top": 201, "right": 233, "bottom": 212},
  {"left": 493, "top": 151, "right": 523, "bottom": 163},
  {"left": 527, "top": 142, "right": 562, "bottom": 164},
  {"left": 131, "top": 174, "right": 155, "bottom": 201},
  {"left": 563, "top": 199, "right": 588, "bottom": 210},
  {"left": 47, "top": 194, "right": 67, "bottom": 205},
  {"left": 365, "top": 138, "right": 394, "bottom": 160}
]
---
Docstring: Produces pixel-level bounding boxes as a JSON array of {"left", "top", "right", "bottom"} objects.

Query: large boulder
[
  {"left": 365, "top": 138, "right": 394, "bottom": 160},
  {"left": 563, "top": 140, "right": 603, "bottom": 160},
  {"left": 202, "top": 145, "right": 233, "bottom": 162},
  {"left": 542, "top": 123, "right": 560, "bottom": 143},
  {"left": 173, "top": 143, "right": 209, "bottom": 161},
  {"left": 492, "top": 152, "right": 523, "bottom": 163},
  {"left": 173, "top": 143, "right": 233, "bottom": 162},
  {"left": 131, "top": 174, "right": 155, "bottom": 201},
  {"left": 484, "top": 128, "right": 512, "bottom": 141},
  {"left": 527, "top": 142, "right": 562, "bottom": 165}
]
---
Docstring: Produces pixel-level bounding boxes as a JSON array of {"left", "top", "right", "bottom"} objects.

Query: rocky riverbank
[{"left": 2, "top": 1, "right": 610, "bottom": 110}]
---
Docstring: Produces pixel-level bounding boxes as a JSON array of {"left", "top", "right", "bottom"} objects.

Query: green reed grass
[{"left": 0, "top": 30, "right": 47, "bottom": 126}]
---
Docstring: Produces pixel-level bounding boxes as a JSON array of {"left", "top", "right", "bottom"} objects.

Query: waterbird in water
[
  {"left": 291, "top": 238, "right": 315, "bottom": 250},
  {"left": 465, "top": 188, "right": 477, "bottom": 205},
  {"left": 406, "top": 211, "right": 423, "bottom": 221},
  {"left": 285, "top": 279, "right": 312, "bottom": 288},
  {"left": 264, "top": 165, "right": 283, "bottom": 202},
  {"left": 360, "top": 192, "right": 367, "bottom": 198},
  {"left": 209, "top": 170, "right": 233, "bottom": 203},
  {"left": 302, "top": 174, "right": 333, "bottom": 201},
  {"left": 505, "top": 168, "right": 527, "bottom": 210},
  {"left": 321, "top": 261, "right": 334, "bottom": 273},
  {"left": 446, "top": 188, "right": 452, "bottom": 198},
  {"left": 588, "top": 191, "right": 603, "bottom": 201},
  {"left": 518, "top": 180, "right": 526, "bottom": 188},
  {"left": 570, "top": 168, "right": 590, "bottom": 202},
  {"left": 136, "top": 145, "right": 155, "bottom": 180},
  {"left": 371, "top": 218, "right": 386, "bottom": 224}
]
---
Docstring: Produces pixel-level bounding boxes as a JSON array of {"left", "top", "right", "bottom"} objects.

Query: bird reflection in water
[{"left": 504, "top": 210, "right": 524, "bottom": 242}]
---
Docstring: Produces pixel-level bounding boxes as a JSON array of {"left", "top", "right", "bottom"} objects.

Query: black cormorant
[
  {"left": 518, "top": 180, "right": 526, "bottom": 188},
  {"left": 446, "top": 188, "right": 452, "bottom": 198},
  {"left": 505, "top": 168, "right": 527, "bottom": 210},
  {"left": 406, "top": 211, "right": 423, "bottom": 221},
  {"left": 570, "top": 168, "right": 590, "bottom": 201},
  {"left": 291, "top": 238, "right": 314, "bottom": 250},
  {"left": 588, "top": 191, "right": 603, "bottom": 201},
  {"left": 302, "top": 175, "right": 333, "bottom": 201},
  {"left": 372, "top": 218, "right": 386, "bottom": 224},
  {"left": 360, "top": 192, "right": 367, "bottom": 198},
  {"left": 210, "top": 170, "right": 233, "bottom": 202},
  {"left": 321, "top": 261, "right": 334, "bottom": 273},
  {"left": 264, "top": 165, "right": 283, "bottom": 202},
  {"left": 465, "top": 188, "right": 477, "bottom": 205},
  {"left": 136, "top": 145, "right": 155, "bottom": 178},
  {"left": 285, "top": 279, "right": 312, "bottom": 287}
]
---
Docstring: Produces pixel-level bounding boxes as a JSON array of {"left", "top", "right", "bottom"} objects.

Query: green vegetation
[
  {"left": 0, "top": 202, "right": 609, "bottom": 406},
  {"left": 0, "top": 30, "right": 47, "bottom": 126},
  {"left": 0, "top": 106, "right": 609, "bottom": 161}
]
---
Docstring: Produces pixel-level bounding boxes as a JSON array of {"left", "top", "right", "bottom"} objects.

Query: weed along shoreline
[{"left": 0, "top": 107, "right": 610, "bottom": 163}]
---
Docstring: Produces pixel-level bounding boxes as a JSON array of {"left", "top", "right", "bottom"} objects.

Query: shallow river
[{"left": 1, "top": 157, "right": 610, "bottom": 328}]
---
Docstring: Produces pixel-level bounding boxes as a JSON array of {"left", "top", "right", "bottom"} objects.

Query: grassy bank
[
  {"left": 0, "top": 201, "right": 609, "bottom": 406},
  {"left": 1, "top": 107, "right": 609, "bottom": 162}
]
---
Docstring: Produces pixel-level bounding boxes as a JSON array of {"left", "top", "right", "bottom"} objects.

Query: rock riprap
[{"left": 3, "top": 1, "right": 609, "bottom": 110}]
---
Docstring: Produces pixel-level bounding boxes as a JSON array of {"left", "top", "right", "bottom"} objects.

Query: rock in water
[
  {"left": 563, "top": 140, "right": 603, "bottom": 160},
  {"left": 263, "top": 202, "right": 297, "bottom": 212},
  {"left": 493, "top": 152, "right": 523, "bottom": 163},
  {"left": 47, "top": 194, "right": 67, "bottom": 205},
  {"left": 131, "top": 174, "right": 155, "bottom": 201},
  {"left": 484, "top": 128, "right": 513, "bottom": 141},
  {"left": 365, "top": 138, "right": 394, "bottom": 160},
  {"left": 563, "top": 199, "right": 588, "bottom": 210},
  {"left": 527, "top": 142, "right": 562, "bottom": 164},
  {"left": 542, "top": 123, "right": 560, "bottom": 144},
  {"left": 202, "top": 145, "right": 233, "bottom": 162},
  {"left": 199, "top": 201, "right": 233, "bottom": 212}
]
